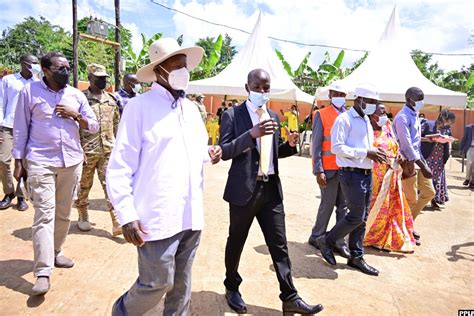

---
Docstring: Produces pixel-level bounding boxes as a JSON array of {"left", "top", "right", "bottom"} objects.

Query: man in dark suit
[
  {"left": 460, "top": 123, "right": 474, "bottom": 188},
  {"left": 219, "top": 69, "right": 323, "bottom": 315}
]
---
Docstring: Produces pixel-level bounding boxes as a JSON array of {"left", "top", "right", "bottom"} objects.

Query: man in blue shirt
[
  {"left": 115, "top": 73, "right": 140, "bottom": 115},
  {"left": 393, "top": 87, "right": 435, "bottom": 246}
]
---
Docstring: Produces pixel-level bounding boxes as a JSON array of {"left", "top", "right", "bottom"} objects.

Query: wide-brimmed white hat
[
  {"left": 328, "top": 80, "right": 347, "bottom": 94},
  {"left": 354, "top": 83, "right": 380, "bottom": 100},
  {"left": 136, "top": 37, "right": 204, "bottom": 83}
]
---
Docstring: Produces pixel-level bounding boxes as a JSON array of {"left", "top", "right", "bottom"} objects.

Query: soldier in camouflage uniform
[{"left": 75, "top": 63, "right": 121, "bottom": 236}]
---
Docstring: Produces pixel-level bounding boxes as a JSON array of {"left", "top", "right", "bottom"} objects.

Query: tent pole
[
  {"left": 462, "top": 108, "right": 466, "bottom": 172},
  {"left": 299, "top": 99, "right": 317, "bottom": 156}
]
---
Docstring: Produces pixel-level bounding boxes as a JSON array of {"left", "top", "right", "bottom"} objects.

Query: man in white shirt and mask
[
  {"left": 316, "top": 83, "right": 388, "bottom": 276},
  {"left": 0, "top": 54, "right": 40, "bottom": 211},
  {"left": 106, "top": 38, "right": 222, "bottom": 315}
]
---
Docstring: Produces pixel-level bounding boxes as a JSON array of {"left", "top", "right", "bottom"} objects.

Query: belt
[
  {"left": 256, "top": 174, "right": 276, "bottom": 182},
  {"left": 340, "top": 167, "right": 371, "bottom": 175}
]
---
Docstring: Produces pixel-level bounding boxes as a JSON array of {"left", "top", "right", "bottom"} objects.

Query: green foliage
[
  {"left": 191, "top": 34, "right": 236, "bottom": 80},
  {"left": 411, "top": 50, "right": 474, "bottom": 108},
  {"left": 122, "top": 32, "right": 163, "bottom": 74},
  {"left": 277, "top": 48, "right": 351, "bottom": 95},
  {"left": 0, "top": 16, "right": 71, "bottom": 72}
]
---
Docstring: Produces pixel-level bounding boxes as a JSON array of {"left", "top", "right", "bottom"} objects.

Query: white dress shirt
[
  {"left": 106, "top": 83, "right": 210, "bottom": 242},
  {"left": 331, "top": 106, "right": 375, "bottom": 170},
  {"left": 245, "top": 100, "right": 275, "bottom": 175},
  {"left": 1, "top": 72, "right": 38, "bottom": 128}
]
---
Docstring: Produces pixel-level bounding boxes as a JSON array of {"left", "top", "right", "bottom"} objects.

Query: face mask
[
  {"left": 160, "top": 65, "right": 189, "bottom": 91},
  {"left": 30, "top": 64, "right": 41, "bottom": 75},
  {"left": 362, "top": 100, "right": 376, "bottom": 115},
  {"left": 249, "top": 90, "right": 270, "bottom": 107},
  {"left": 331, "top": 97, "right": 345, "bottom": 109},
  {"left": 376, "top": 115, "right": 388, "bottom": 127},
  {"left": 132, "top": 84, "right": 141, "bottom": 94},
  {"left": 414, "top": 100, "right": 424, "bottom": 111},
  {"left": 95, "top": 77, "right": 107, "bottom": 90},
  {"left": 52, "top": 68, "right": 70, "bottom": 87}
]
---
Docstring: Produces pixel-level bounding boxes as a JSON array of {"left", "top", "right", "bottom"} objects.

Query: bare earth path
[{"left": 0, "top": 156, "right": 472, "bottom": 315}]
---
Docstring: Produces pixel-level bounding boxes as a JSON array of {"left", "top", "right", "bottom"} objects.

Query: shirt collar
[
  {"left": 403, "top": 104, "right": 417, "bottom": 116},
  {"left": 151, "top": 82, "right": 182, "bottom": 102},
  {"left": 246, "top": 99, "right": 267, "bottom": 113},
  {"left": 348, "top": 106, "right": 369, "bottom": 121},
  {"left": 120, "top": 88, "right": 134, "bottom": 98},
  {"left": 15, "top": 72, "right": 36, "bottom": 81}
]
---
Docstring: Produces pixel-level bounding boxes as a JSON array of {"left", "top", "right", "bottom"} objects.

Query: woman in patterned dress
[
  {"left": 421, "top": 110, "right": 456, "bottom": 209},
  {"left": 364, "top": 104, "right": 416, "bottom": 253}
]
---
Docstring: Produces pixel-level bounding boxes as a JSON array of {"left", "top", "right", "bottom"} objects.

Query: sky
[{"left": 0, "top": 0, "right": 472, "bottom": 72}]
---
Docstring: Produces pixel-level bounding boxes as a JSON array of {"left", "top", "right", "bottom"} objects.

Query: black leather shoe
[
  {"left": 334, "top": 244, "right": 351, "bottom": 259},
  {"left": 17, "top": 197, "right": 29, "bottom": 211},
  {"left": 462, "top": 180, "right": 470, "bottom": 186},
  {"left": 308, "top": 236, "right": 319, "bottom": 250},
  {"left": 316, "top": 236, "right": 336, "bottom": 265},
  {"left": 347, "top": 257, "right": 379, "bottom": 276},
  {"left": 282, "top": 298, "right": 323, "bottom": 315},
  {"left": 225, "top": 290, "right": 247, "bottom": 314},
  {"left": 0, "top": 194, "right": 15, "bottom": 210},
  {"left": 413, "top": 231, "right": 420, "bottom": 240}
]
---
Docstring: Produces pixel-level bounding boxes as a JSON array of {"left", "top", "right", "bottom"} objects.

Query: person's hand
[
  {"left": 316, "top": 172, "right": 327, "bottom": 188},
  {"left": 367, "top": 148, "right": 388, "bottom": 164},
  {"left": 421, "top": 137, "right": 433, "bottom": 143},
  {"left": 396, "top": 154, "right": 405, "bottom": 165},
  {"left": 122, "top": 220, "right": 148, "bottom": 247},
  {"left": 249, "top": 118, "right": 279, "bottom": 138},
  {"left": 286, "top": 127, "right": 299, "bottom": 147},
  {"left": 209, "top": 145, "right": 222, "bottom": 164},
  {"left": 13, "top": 160, "right": 27, "bottom": 181},
  {"left": 420, "top": 163, "right": 433, "bottom": 179},
  {"left": 55, "top": 104, "right": 79, "bottom": 120}
]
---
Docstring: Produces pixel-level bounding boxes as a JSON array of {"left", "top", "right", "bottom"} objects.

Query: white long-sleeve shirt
[
  {"left": 331, "top": 106, "right": 375, "bottom": 170},
  {"left": 106, "top": 83, "right": 210, "bottom": 241}
]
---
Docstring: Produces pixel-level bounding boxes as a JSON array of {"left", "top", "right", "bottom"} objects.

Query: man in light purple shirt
[
  {"left": 12, "top": 52, "right": 99, "bottom": 295},
  {"left": 393, "top": 87, "right": 435, "bottom": 246}
]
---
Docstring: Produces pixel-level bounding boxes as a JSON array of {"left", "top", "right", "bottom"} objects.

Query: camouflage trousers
[{"left": 76, "top": 153, "right": 114, "bottom": 215}]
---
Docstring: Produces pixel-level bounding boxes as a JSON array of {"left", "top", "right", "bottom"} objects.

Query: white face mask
[
  {"left": 249, "top": 90, "right": 270, "bottom": 107},
  {"left": 362, "top": 101, "right": 377, "bottom": 115},
  {"left": 331, "top": 97, "right": 346, "bottom": 109},
  {"left": 132, "top": 84, "right": 141, "bottom": 94},
  {"left": 160, "top": 65, "right": 189, "bottom": 91},
  {"left": 376, "top": 115, "right": 388, "bottom": 127},
  {"left": 414, "top": 100, "right": 424, "bottom": 112},
  {"left": 30, "top": 64, "right": 41, "bottom": 75}
]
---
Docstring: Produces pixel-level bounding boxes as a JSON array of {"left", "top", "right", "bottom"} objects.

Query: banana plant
[
  {"left": 122, "top": 32, "right": 163, "bottom": 73},
  {"left": 191, "top": 34, "right": 223, "bottom": 80}
]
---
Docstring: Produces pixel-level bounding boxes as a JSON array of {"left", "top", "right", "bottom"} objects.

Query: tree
[
  {"left": 0, "top": 16, "right": 71, "bottom": 71},
  {"left": 122, "top": 32, "right": 163, "bottom": 74},
  {"left": 191, "top": 33, "right": 237, "bottom": 80}
]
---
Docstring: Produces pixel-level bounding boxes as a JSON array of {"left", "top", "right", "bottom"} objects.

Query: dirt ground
[{"left": 0, "top": 156, "right": 472, "bottom": 315}]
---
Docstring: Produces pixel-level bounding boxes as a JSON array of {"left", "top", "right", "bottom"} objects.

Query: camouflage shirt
[{"left": 80, "top": 89, "right": 120, "bottom": 155}]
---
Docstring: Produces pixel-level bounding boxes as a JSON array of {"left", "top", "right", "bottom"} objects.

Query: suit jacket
[
  {"left": 219, "top": 101, "right": 297, "bottom": 206},
  {"left": 460, "top": 124, "right": 474, "bottom": 156}
]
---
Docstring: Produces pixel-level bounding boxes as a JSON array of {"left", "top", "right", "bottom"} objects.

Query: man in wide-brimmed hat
[{"left": 106, "top": 38, "right": 222, "bottom": 315}]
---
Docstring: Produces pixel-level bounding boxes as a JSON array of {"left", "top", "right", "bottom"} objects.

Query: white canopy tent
[
  {"left": 187, "top": 13, "right": 315, "bottom": 105},
  {"left": 316, "top": 6, "right": 467, "bottom": 109}
]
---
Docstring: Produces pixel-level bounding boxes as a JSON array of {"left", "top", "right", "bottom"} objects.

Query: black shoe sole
[{"left": 283, "top": 305, "right": 324, "bottom": 315}]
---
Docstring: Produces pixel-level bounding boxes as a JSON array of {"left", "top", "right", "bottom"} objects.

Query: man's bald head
[
  {"left": 123, "top": 73, "right": 139, "bottom": 94},
  {"left": 247, "top": 69, "right": 270, "bottom": 85},
  {"left": 405, "top": 87, "right": 424, "bottom": 103},
  {"left": 246, "top": 69, "right": 271, "bottom": 95}
]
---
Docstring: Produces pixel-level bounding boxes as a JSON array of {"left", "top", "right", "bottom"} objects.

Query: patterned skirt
[{"left": 426, "top": 143, "right": 449, "bottom": 204}]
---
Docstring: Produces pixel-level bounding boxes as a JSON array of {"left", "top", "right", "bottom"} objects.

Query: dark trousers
[
  {"left": 326, "top": 170, "right": 372, "bottom": 258},
  {"left": 310, "top": 172, "right": 348, "bottom": 247},
  {"left": 224, "top": 177, "right": 299, "bottom": 302}
]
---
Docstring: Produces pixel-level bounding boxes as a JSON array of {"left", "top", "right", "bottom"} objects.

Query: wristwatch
[{"left": 75, "top": 113, "right": 83, "bottom": 122}]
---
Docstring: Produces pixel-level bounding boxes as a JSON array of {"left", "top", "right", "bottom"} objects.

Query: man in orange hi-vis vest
[{"left": 308, "top": 81, "right": 350, "bottom": 259}]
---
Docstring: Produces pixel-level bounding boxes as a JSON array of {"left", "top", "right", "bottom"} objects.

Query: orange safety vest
[{"left": 319, "top": 106, "right": 339, "bottom": 170}]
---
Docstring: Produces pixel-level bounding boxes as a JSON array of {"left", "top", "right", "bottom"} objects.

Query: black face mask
[
  {"left": 95, "top": 77, "right": 107, "bottom": 90},
  {"left": 52, "top": 68, "right": 70, "bottom": 87}
]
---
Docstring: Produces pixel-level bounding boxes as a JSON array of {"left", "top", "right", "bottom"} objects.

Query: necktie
[{"left": 256, "top": 108, "right": 272, "bottom": 176}]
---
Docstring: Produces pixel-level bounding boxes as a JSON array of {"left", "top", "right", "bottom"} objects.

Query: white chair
[{"left": 300, "top": 130, "right": 312, "bottom": 155}]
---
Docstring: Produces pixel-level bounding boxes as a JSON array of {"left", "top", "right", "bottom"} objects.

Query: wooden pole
[
  {"left": 114, "top": 0, "right": 121, "bottom": 91},
  {"left": 72, "top": 0, "right": 78, "bottom": 88}
]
